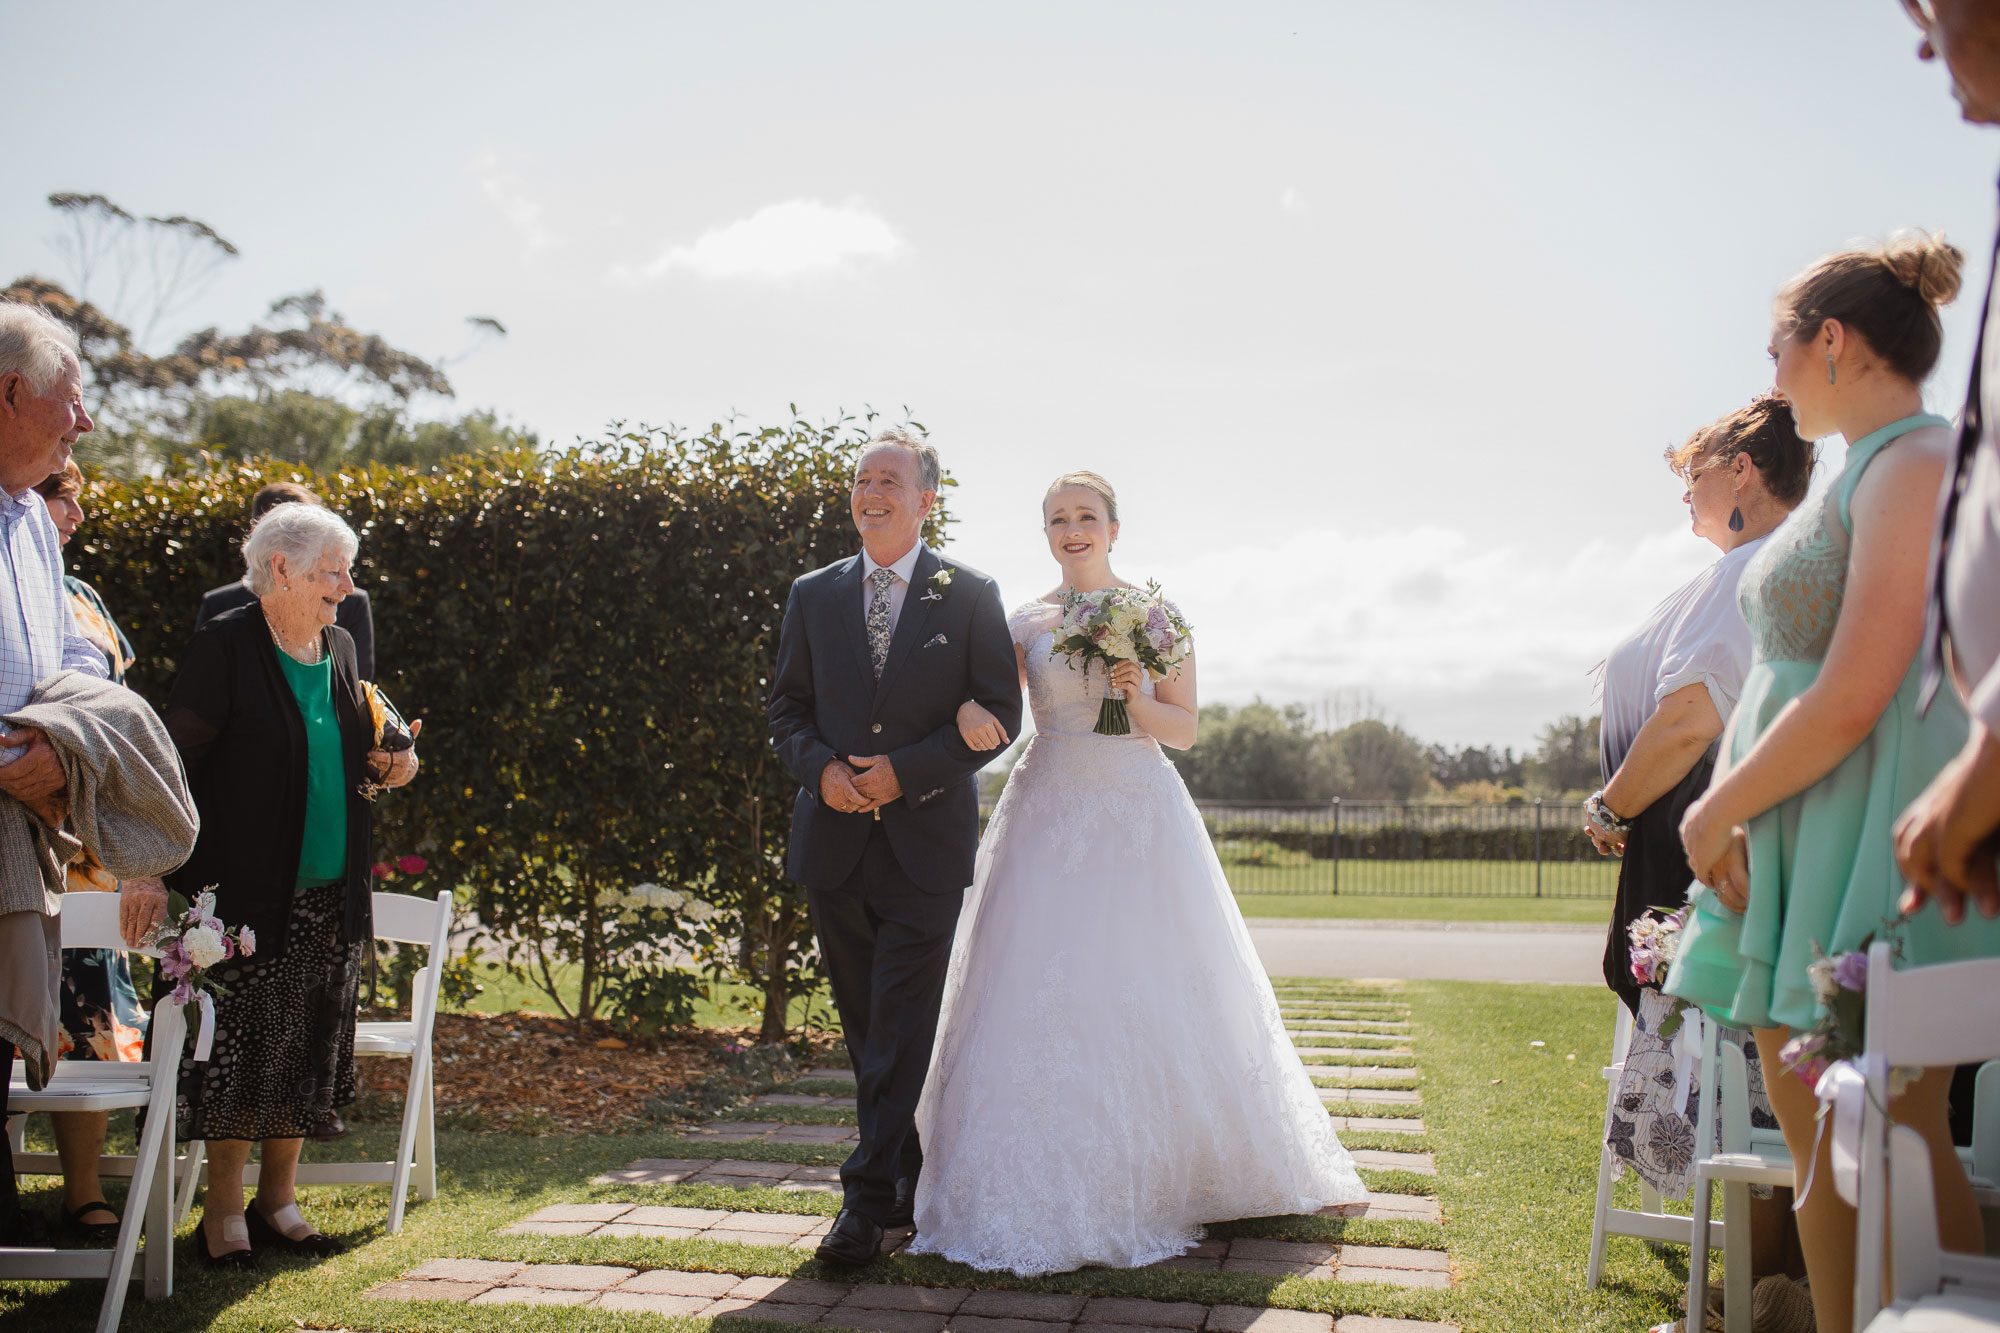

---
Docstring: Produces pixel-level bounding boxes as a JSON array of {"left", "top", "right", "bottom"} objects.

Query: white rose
[
  {"left": 184, "top": 926, "right": 226, "bottom": 970},
  {"left": 1807, "top": 957, "right": 1839, "bottom": 1005}
]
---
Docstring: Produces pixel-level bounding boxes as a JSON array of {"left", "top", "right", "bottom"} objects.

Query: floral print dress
[{"left": 56, "top": 576, "right": 147, "bottom": 1064}]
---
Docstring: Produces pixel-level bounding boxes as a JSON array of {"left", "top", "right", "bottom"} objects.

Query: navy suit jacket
[
  {"left": 198, "top": 581, "right": 375, "bottom": 681},
  {"left": 768, "top": 547, "right": 1022, "bottom": 893}
]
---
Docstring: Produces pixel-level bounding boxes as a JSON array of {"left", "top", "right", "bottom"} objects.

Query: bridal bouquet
[{"left": 1049, "top": 582, "right": 1194, "bottom": 735}]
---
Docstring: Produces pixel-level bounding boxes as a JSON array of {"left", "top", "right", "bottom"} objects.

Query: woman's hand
[
  {"left": 955, "top": 700, "right": 1009, "bottom": 752},
  {"left": 1108, "top": 660, "right": 1147, "bottom": 696},
  {"left": 367, "top": 718, "right": 422, "bottom": 789},
  {"left": 1710, "top": 829, "right": 1752, "bottom": 913},
  {"left": 1583, "top": 812, "right": 1625, "bottom": 857},
  {"left": 1681, "top": 793, "right": 1745, "bottom": 902},
  {"left": 119, "top": 876, "right": 168, "bottom": 948}
]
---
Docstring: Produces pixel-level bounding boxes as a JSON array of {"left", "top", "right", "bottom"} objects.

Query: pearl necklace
[{"left": 261, "top": 606, "right": 324, "bottom": 665}]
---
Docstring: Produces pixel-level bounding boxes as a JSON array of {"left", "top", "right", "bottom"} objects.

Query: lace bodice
[
  {"left": 1008, "top": 600, "right": 1161, "bottom": 740},
  {"left": 1737, "top": 415, "right": 1950, "bottom": 665}
]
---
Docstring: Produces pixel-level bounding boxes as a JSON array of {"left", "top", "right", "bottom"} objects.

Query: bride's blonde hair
[{"left": 1044, "top": 471, "right": 1118, "bottom": 521}]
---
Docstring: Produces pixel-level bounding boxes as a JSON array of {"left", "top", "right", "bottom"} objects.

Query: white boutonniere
[{"left": 921, "top": 567, "right": 953, "bottom": 603}]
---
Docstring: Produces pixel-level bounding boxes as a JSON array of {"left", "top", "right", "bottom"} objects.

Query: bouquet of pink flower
[
  {"left": 1627, "top": 904, "right": 1699, "bottom": 1037},
  {"left": 146, "top": 888, "right": 255, "bottom": 1007},
  {"left": 1049, "top": 581, "right": 1194, "bottom": 735}
]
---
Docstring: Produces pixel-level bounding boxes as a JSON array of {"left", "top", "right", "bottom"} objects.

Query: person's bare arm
[
  {"left": 1111, "top": 654, "right": 1199, "bottom": 751},
  {"left": 1587, "top": 683, "right": 1724, "bottom": 854},
  {"left": 1683, "top": 442, "right": 1947, "bottom": 885},
  {"left": 1896, "top": 721, "right": 2000, "bottom": 923}
]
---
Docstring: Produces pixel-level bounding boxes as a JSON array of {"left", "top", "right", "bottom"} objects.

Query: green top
[{"left": 275, "top": 644, "right": 348, "bottom": 886}]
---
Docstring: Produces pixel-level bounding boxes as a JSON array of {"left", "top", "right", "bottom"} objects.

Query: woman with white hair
[{"left": 144, "top": 500, "right": 419, "bottom": 1266}]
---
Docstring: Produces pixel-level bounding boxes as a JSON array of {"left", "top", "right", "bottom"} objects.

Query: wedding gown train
[{"left": 908, "top": 599, "right": 1365, "bottom": 1276}]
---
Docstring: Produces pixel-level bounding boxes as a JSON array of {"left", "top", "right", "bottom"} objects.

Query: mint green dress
[{"left": 1666, "top": 414, "right": 2000, "bottom": 1032}]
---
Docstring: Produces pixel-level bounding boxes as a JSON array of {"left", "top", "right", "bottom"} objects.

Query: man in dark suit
[
  {"left": 196, "top": 481, "right": 374, "bottom": 680},
  {"left": 768, "top": 429, "right": 1022, "bottom": 1263}
]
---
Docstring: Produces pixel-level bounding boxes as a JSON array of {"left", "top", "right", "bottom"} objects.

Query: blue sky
[{"left": 11, "top": 1, "right": 1996, "bottom": 749}]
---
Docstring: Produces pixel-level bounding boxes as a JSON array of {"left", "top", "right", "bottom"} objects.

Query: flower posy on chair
[
  {"left": 1048, "top": 581, "right": 1193, "bottom": 735},
  {"left": 146, "top": 888, "right": 255, "bottom": 1006}
]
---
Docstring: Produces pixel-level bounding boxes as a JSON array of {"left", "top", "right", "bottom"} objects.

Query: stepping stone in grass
[
  {"left": 1329, "top": 1115, "right": 1425, "bottom": 1134},
  {"left": 1206, "top": 1306, "right": 1336, "bottom": 1333},
  {"left": 1337, "top": 1245, "right": 1451, "bottom": 1273},
  {"left": 1348, "top": 1150, "right": 1436, "bottom": 1175},
  {"left": 1318, "top": 1088, "right": 1422, "bottom": 1106},
  {"left": 592, "top": 1157, "right": 714, "bottom": 1185},
  {"left": 1320, "top": 1192, "right": 1443, "bottom": 1224}
]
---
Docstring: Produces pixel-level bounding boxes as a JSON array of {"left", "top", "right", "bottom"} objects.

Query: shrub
[{"left": 75, "top": 415, "right": 940, "bottom": 1042}]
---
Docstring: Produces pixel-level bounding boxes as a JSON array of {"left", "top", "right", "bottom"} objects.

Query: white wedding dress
[{"left": 908, "top": 599, "right": 1365, "bottom": 1276}]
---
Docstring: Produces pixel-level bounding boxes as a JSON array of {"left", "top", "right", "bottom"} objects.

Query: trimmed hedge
[
  {"left": 1202, "top": 815, "right": 1600, "bottom": 863},
  {"left": 76, "top": 419, "right": 938, "bottom": 1040}
]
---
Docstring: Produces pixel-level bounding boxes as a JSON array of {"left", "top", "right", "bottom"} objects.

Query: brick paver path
[{"left": 371, "top": 979, "right": 1456, "bottom": 1333}]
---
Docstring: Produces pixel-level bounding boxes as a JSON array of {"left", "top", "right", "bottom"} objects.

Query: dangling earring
[
  {"left": 1826, "top": 356, "right": 1837, "bottom": 386},
  {"left": 1728, "top": 506, "right": 1744, "bottom": 533}
]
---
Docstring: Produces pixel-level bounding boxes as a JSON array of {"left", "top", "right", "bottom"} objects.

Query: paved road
[{"left": 1247, "top": 918, "right": 1605, "bottom": 985}]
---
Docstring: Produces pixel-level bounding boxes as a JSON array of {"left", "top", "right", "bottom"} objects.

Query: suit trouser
[
  {"left": 808, "top": 825, "right": 963, "bottom": 1223},
  {"left": 0, "top": 1043, "right": 19, "bottom": 1241}
]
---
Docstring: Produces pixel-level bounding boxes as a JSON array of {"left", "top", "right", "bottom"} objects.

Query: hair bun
[{"left": 1880, "top": 229, "right": 1964, "bottom": 308}]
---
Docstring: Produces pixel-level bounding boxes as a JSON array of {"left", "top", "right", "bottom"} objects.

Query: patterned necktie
[{"left": 867, "top": 567, "right": 896, "bottom": 680}]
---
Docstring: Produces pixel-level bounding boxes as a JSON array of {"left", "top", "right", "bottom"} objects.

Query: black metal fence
[{"left": 1198, "top": 799, "right": 1616, "bottom": 899}]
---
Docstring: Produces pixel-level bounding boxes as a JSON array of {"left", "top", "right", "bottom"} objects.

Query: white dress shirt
[
  {"left": 0, "top": 486, "right": 107, "bottom": 717},
  {"left": 860, "top": 542, "right": 926, "bottom": 639}
]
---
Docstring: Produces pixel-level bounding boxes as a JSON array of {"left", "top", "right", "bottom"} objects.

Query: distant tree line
[{"left": 1159, "top": 701, "right": 1601, "bottom": 804}]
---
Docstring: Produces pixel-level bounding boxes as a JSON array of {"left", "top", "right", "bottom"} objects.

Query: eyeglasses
[{"left": 1899, "top": 0, "right": 1938, "bottom": 32}]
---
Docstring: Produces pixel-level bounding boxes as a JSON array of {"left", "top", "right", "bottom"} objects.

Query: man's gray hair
[
  {"left": 860, "top": 426, "right": 940, "bottom": 492},
  {"left": 242, "top": 500, "right": 359, "bottom": 597},
  {"left": 0, "top": 303, "right": 82, "bottom": 396}
]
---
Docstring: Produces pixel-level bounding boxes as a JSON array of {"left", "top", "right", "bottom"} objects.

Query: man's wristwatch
[{"left": 1585, "top": 790, "right": 1632, "bottom": 836}]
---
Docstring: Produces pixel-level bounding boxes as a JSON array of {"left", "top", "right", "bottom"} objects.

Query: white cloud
[
  {"left": 1280, "top": 185, "right": 1305, "bottom": 211},
  {"left": 473, "top": 152, "right": 557, "bottom": 255},
  {"left": 618, "top": 197, "right": 904, "bottom": 282},
  {"left": 1134, "top": 522, "right": 1716, "bottom": 747}
]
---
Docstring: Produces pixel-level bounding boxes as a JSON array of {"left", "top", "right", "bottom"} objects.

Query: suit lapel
[
  {"left": 871, "top": 547, "right": 941, "bottom": 712},
  {"left": 831, "top": 555, "right": 874, "bottom": 687}
]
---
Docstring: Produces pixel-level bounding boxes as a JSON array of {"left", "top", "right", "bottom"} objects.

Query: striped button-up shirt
[{"left": 0, "top": 485, "right": 107, "bottom": 716}]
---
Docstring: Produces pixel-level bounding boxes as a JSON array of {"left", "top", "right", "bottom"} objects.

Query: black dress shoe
[
  {"left": 815, "top": 1207, "right": 884, "bottom": 1266},
  {"left": 196, "top": 1218, "right": 258, "bottom": 1270},
  {"left": 308, "top": 1110, "right": 347, "bottom": 1140},
  {"left": 246, "top": 1202, "right": 348, "bottom": 1258},
  {"left": 882, "top": 1177, "right": 916, "bottom": 1229},
  {"left": 66, "top": 1200, "right": 122, "bottom": 1245}
]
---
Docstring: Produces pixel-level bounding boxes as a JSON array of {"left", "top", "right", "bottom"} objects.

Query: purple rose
[{"left": 1832, "top": 951, "right": 1869, "bottom": 993}]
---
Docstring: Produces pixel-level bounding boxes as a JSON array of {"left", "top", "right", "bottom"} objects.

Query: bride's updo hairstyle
[
  {"left": 1044, "top": 471, "right": 1118, "bottom": 521},
  {"left": 1775, "top": 229, "right": 1965, "bottom": 383}
]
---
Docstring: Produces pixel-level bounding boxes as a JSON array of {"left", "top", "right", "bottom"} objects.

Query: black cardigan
[{"left": 162, "top": 604, "right": 375, "bottom": 955}]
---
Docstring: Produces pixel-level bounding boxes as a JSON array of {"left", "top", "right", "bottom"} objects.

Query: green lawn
[{"left": 0, "top": 979, "right": 1689, "bottom": 1333}]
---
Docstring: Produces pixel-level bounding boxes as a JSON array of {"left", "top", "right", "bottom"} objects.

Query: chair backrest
[
  {"left": 56, "top": 891, "right": 161, "bottom": 957},
  {"left": 373, "top": 890, "right": 451, "bottom": 948},
  {"left": 1865, "top": 942, "right": 2000, "bottom": 1069}
]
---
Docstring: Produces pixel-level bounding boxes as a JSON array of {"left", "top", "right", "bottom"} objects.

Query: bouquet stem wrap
[{"left": 1097, "top": 685, "right": 1130, "bottom": 736}]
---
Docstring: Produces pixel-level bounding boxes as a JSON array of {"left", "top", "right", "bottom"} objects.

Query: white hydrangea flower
[
  {"left": 662, "top": 888, "right": 687, "bottom": 911},
  {"left": 183, "top": 926, "right": 226, "bottom": 970}
]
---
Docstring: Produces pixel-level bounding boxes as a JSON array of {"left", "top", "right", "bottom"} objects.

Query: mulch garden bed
[{"left": 351, "top": 1010, "right": 772, "bottom": 1135}]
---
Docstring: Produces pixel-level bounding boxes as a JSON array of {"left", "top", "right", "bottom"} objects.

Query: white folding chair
[
  {"left": 1587, "top": 1003, "right": 1723, "bottom": 1289},
  {"left": 1861, "top": 1124, "right": 2000, "bottom": 1331},
  {"left": 176, "top": 889, "right": 449, "bottom": 1234},
  {"left": 1852, "top": 942, "right": 2000, "bottom": 1332},
  {"left": 1, "top": 892, "right": 185, "bottom": 1333},
  {"left": 1686, "top": 1027, "right": 1794, "bottom": 1333}
]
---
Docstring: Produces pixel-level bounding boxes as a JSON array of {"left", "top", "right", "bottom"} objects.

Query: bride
[{"left": 907, "top": 471, "right": 1364, "bottom": 1276}]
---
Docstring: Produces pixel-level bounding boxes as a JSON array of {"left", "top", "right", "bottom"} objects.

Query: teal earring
[{"left": 1827, "top": 356, "right": 1837, "bottom": 386}]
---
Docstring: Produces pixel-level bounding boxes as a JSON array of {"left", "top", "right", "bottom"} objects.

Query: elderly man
[
  {"left": 0, "top": 303, "right": 112, "bottom": 1243},
  {"left": 767, "top": 429, "right": 1021, "bottom": 1263}
]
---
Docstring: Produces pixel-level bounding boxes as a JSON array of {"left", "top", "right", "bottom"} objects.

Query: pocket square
[{"left": 923, "top": 633, "right": 949, "bottom": 648}]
